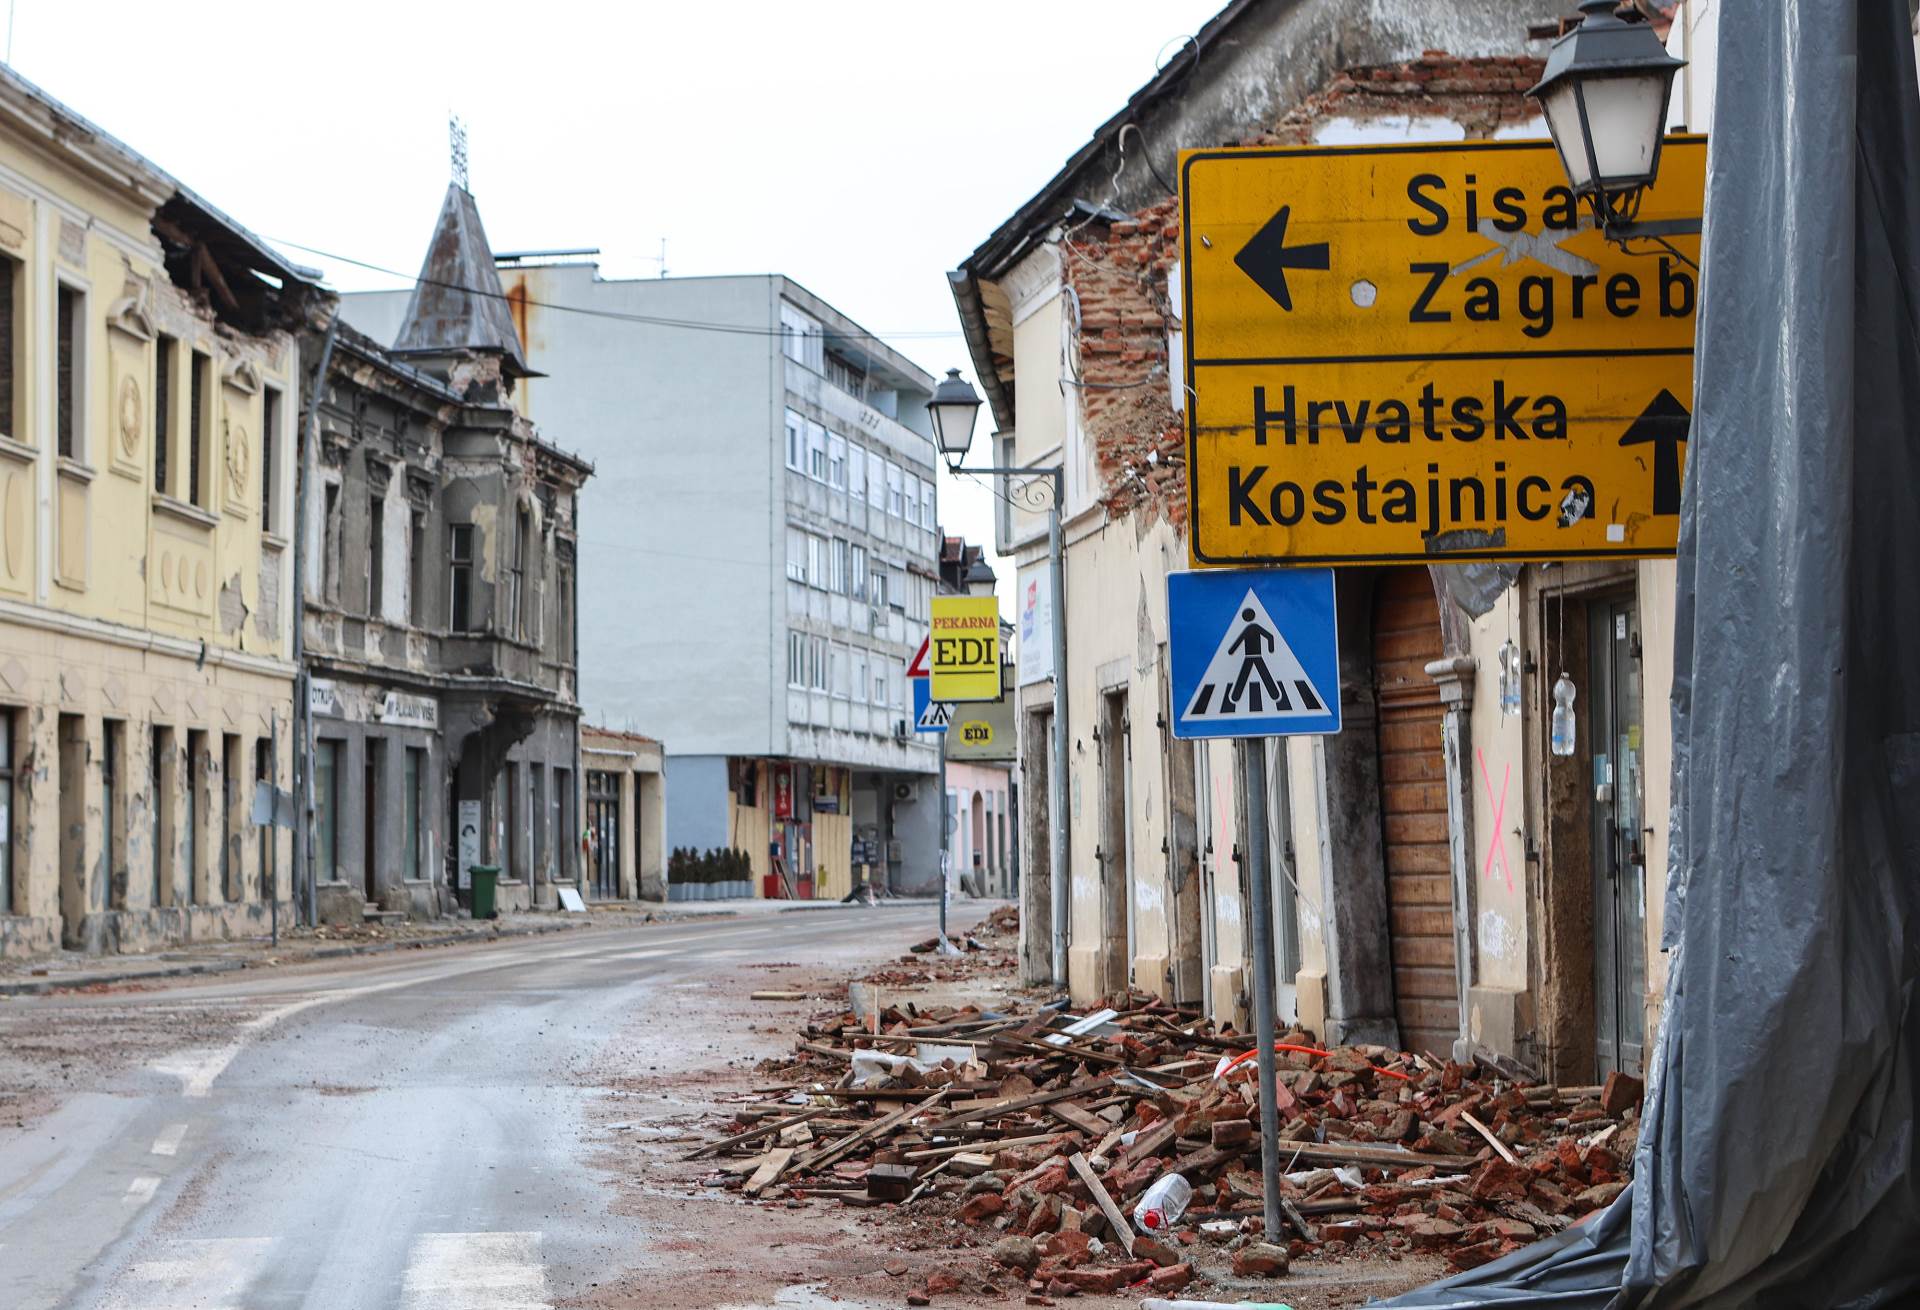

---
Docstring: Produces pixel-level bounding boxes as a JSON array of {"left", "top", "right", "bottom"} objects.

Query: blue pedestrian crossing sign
[
  {"left": 1168, "top": 568, "right": 1340, "bottom": 739},
  {"left": 913, "top": 677, "right": 951, "bottom": 733}
]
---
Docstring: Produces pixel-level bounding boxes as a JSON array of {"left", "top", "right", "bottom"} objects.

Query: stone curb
[{"left": 0, "top": 917, "right": 583, "bottom": 998}]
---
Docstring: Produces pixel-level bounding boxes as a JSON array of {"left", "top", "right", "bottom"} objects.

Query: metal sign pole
[{"left": 1241, "top": 737, "right": 1283, "bottom": 1241}]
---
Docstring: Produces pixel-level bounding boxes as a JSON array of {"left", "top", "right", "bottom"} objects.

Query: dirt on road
[{"left": 573, "top": 907, "right": 1444, "bottom": 1310}]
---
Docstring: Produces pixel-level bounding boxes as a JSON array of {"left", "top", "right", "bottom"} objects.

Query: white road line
[
  {"left": 150, "top": 993, "right": 339, "bottom": 1098},
  {"left": 399, "top": 1231, "right": 551, "bottom": 1310},
  {"left": 151, "top": 1122, "right": 188, "bottom": 1156},
  {"left": 123, "top": 1175, "right": 160, "bottom": 1206},
  {"left": 97, "top": 1237, "right": 274, "bottom": 1309}
]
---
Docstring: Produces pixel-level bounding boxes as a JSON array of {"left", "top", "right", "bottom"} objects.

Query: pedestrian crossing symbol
[{"left": 1168, "top": 568, "right": 1340, "bottom": 739}]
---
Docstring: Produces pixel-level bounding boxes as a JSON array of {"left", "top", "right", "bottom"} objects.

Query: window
[
  {"left": 780, "top": 302, "right": 824, "bottom": 371},
  {"left": 903, "top": 475, "right": 920, "bottom": 527},
  {"left": 807, "top": 533, "right": 826, "bottom": 590},
  {"left": 891, "top": 666, "right": 906, "bottom": 710},
  {"left": 56, "top": 284, "right": 81, "bottom": 460},
  {"left": 314, "top": 740, "right": 338, "bottom": 882},
  {"left": 920, "top": 477, "right": 937, "bottom": 528},
  {"left": 557, "top": 560, "right": 573, "bottom": 662},
  {"left": 183, "top": 730, "right": 204, "bottom": 899},
  {"left": 255, "top": 739, "right": 271, "bottom": 898},
  {"left": 887, "top": 461, "right": 904, "bottom": 517},
  {"left": 851, "top": 545, "right": 868, "bottom": 601},
  {"left": 830, "top": 643, "right": 849, "bottom": 699},
  {"left": 586, "top": 769, "right": 620, "bottom": 899},
  {"left": 785, "top": 527, "right": 809, "bottom": 584},
  {"left": 404, "top": 747, "right": 424, "bottom": 883},
  {"left": 871, "top": 565, "right": 888, "bottom": 610},
  {"left": 408, "top": 508, "right": 426, "bottom": 626},
  {"left": 784, "top": 410, "right": 805, "bottom": 472},
  {"left": 189, "top": 351, "right": 209, "bottom": 506},
  {"left": 154, "top": 335, "right": 174, "bottom": 494},
  {"left": 508, "top": 506, "right": 530, "bottom": 639},
  {"left": 867, "top": 454, "right": 885, "bottom": 511},
  {"left": 322, "top": 484, "right": 342, "bottom": 603},
  {"left": 553, "top": 769, "right": 571, "bottom": 885},
  {"left": 828, "top": 433, "right": 848, "bottom": 490},
  {"left": 260, "top": 388, "right": 280, "bottom": 532},
  {"left": 831, "top": 538, "right": 849, "bottom": 595},
  {"left": 787, "top": 631, "right": 807, "bottom": 687},
  {"left": 150, "top": 726, "right": 172, "bottom": 908},
  {"left": 102, "top": 720, "right": 124, "bottom": 907},
  {"left": 851, "top": 649, "right": 869, "bottom": 704},
  {"left": 872, "top": 664, "right": 887, "bottom": 706},
  {"left": 849, "top": 446, "right": 866, "bottom": 506},
  {"left": 1, "top": 714, "right": 21, "bottom": 909},
  {"left": 826, "top": 351, "right": 867, "bottom": 397},
  {"left": 222, "top": 734, "right": 241, "bottom": 902},
  {"left": 505, "top": 762, "right": 522, "bottom": 878},
  {"left": 810, "top": 636, "right": 829, "bottom": 692},
  {"left": 449, "top": 524, "right": 475, "bottom": 632},
  {"left": 807, "top": 421, "right": 828, "bottom": 481},
  {"left": 530, "top": 765, "right": 547, "bottom": 877},
  {"left": 0, "top": 257, "right": 16, "bottom": 442},
  {"left": 368, "top": 493, "right": 386, "bottom": 619}
]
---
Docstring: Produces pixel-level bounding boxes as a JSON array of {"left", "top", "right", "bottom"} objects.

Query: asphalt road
[{"left": 0, "top": 904, "right": 981, "bottom": 1310}]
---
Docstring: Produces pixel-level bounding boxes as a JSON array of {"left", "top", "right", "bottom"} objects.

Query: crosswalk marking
[
  {"left": 96, "top": 1237, "right": 274, "bottom": 1309},
  {"left": 151, "top": 1123, "right": 188, "bottom": 1156},
  {"left": 399, "top": 1231, "right": 551, "bottom": 1309},
  {"left": 123, "top": 1175, "right": 160, "bottom": 1206}
]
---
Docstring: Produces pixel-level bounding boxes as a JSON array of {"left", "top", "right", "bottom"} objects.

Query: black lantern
[
  {"left": 1528, "top": 0, "right": 1686, "bottom": 227},
  {"left": 927, "top": 368, "right": 983, "bottom": 459}
]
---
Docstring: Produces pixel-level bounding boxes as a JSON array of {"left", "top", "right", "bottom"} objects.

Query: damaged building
[
  {"left": 0, "top": 68, "right": 324, "bottom": 958},
  {"left": 951, "top": 0, "right": 1682, "bottom": 1087},
  {"left": 301, "top": 179, "right": 592, "bottom": 921}
]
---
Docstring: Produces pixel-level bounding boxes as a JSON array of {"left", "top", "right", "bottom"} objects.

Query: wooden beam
[
  {"left": 1068, "top": 1151, "right": 1136, "bottom": 1257},
  {"left": 742, "top": 1147, "right": 795, "bottom": 1197}
]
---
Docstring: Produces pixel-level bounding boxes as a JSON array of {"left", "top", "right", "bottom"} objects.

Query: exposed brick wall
[{"left": 1064, "top": 52, "right": 1544, "bottom": 533}]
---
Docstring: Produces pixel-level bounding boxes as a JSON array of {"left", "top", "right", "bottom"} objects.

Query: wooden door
[{"left": 1372, "top": 568, "right": 1459, "bottom": 1058}]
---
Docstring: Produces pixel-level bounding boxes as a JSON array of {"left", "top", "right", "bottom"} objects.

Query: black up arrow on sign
[
  {"left": 1233, "top": 205, "right": 1330, "bottom": 312},
  {"left": 1618, "top": 388, "right": 1692, "bottom": 515}
]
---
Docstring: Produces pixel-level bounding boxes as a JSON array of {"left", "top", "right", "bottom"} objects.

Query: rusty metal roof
[{"left": 392, "top": 183, "right": 538, "bottom": 377}]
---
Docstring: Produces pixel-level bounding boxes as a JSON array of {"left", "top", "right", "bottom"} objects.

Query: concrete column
[{"left": 1425, "top": 655, "right": 1480, "bottom": 1063}]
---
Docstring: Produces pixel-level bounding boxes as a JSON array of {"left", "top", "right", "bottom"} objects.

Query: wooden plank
[
  {"left": 902, "top": 1132, "right": 1056, "bottom": 1162},
  {"left": 1275, "top": 1142, "right": 1482, "bottom": 1172},
  {"left": 1115, "top": 1118, "right": 1178, "bottom": 1171},
  {"left": 684, "top": 1106, "right": 828, "bottom": 1160},
  {"left": 926, "top": 1077, "right": 1115, "bottom": 1131},
  {"left": 751, "top": 990, "right": 810, "bottom": 1001},
  {"left": 1048, "top": 1102, "right": 1108, "bottom": 1137},
  {"left": 1460, "top": 1111, "right": 1519, "bottom": 1165},
  {"left": 742, "top": 1147, "right": 795, "bottom": 1197},
  {"left": 798, "top": 1088, "right": 949, "bottom": 1175},
  {"left": 1068, "top": 1151, "right": 1135, "bottom": 1256}
]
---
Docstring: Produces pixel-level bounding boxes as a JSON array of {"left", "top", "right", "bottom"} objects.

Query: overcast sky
[{"left": 10, "top": 0, "right": 1223, "bottom": 615}]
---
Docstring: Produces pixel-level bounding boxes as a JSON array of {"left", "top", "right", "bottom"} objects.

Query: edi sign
[
  {"left": 929, "top": 596, "right": 1001, "bottom": 702},
  {"left": 1180, "top": 137, "right": 1704, "bottom": 566}
]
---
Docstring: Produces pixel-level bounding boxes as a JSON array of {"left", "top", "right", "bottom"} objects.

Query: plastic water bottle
[
  {"left": 1551, "top": 673, "right": 1577, "bottom": 757},
  {"left": 1498, "top": 640, "right": 1523, "bottom": 717},
  {"left": 1132, "top": 1172, "right": 1193, "bottom": 1233}
]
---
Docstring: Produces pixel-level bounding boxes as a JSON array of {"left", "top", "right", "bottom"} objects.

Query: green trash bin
[{"left": 469, "top": 865, "right": 501, "bottom": 920}]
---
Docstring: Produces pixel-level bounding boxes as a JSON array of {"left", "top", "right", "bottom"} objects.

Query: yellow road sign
[
  {"left": 1180, "top": 137, "right": 1704, "bottom": 566},
  {"left": 930, "top": 596, "right": 1001, "bottom": 702}
]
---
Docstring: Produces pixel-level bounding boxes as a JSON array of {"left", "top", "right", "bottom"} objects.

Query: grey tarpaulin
[{"left": 1385, "top": 2, "right": 1920, "bottom": 1306}]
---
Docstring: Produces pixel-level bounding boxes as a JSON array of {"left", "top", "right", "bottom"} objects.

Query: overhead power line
[{"left": 266, "top": 235, "right": 966, "bottom": 344}]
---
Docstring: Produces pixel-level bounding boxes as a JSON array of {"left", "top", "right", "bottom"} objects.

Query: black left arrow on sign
[
  {"left": 1233, "top": 205, "right": 1330, "bottom": 312},
  {"left": 1618, "top": 388, "right": 1692, "bottom": 515}
]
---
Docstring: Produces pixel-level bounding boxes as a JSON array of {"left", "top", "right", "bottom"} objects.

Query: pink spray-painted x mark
[{"left": 1476, "top": 748, "right": 1514, "bottom": 893}]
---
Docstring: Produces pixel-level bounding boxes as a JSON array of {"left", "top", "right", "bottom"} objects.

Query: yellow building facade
[{"left": 0, "top": 71, "right": 319, "bottom": 957}]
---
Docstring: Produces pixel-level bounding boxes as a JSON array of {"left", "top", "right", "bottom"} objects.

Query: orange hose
[{"left": 1217, "top": 1042, "right": 1415, "bottom": 1082}]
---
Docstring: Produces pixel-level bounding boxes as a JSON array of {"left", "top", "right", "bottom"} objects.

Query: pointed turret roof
[{"left": 392, "top": 183, "right": 536, "bottom": 377}]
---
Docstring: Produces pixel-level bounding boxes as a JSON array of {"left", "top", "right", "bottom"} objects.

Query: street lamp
[
  {"left": 929, "top": 369, "right": 985, "bottom": 458},
  {"left": 927, "top": 369, "right": 1072, "bottom": 989},
  {"left": 1529, "top": 0, "right": 1695, "bottom": 258},
  {"left": 962, "top": 557, "right": 998, "bottom": 597}
]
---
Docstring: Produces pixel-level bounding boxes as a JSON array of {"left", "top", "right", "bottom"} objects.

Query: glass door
[{"left": 1590, "top": 597, "right": 1649, "bottom": 1077}]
